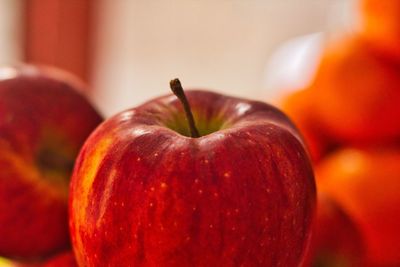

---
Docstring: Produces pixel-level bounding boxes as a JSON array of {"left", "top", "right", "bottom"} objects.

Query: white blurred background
[{"left": 0, "top": 0, "right": 358, "bottom": 117}]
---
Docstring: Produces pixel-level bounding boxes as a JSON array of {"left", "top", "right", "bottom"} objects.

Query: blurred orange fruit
[
  {"left": 280, "top": 89, "right": 334, "bottom": 163},
  {"left": 317, "top": 147, "right": 400, "bottom": 266},
  {"left": 361, "top": 0, "right": 400, "bottom": 59},
  {"left": 309, "top": 36, "right": 400, "bottom": 145}
]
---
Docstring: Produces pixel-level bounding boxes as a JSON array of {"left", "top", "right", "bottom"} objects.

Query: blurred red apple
[
  {"left": 308, "top": 193, "right": 365, "bottom": 267},
  {"left": 317, "top": 148, "right": 400, "bottom": 266},
  {"left": 69, "top": 80, "right": 316, "bottom": 266},
  {"left": 0, "top": 65, "right": 103, "bottom": 260},
  {"left": 42, "top": 251, "right": 77, "bottom": 267}
]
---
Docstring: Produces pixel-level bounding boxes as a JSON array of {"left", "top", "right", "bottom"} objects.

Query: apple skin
[
  {"left": 0, "top": 65, "right": 103, "bottom": 260},
  {"left": 42, "top": 251, "right": 77, "bottom": 267},
  {"left": 317, "top": 148, "right": 400, "bottom": 266},
  {"left": 0, "top": 251, "right": 76, "bottom": 267},
  {"left": 308, "top": 193, "right": 365, "bottom": 267},
  {"left": 0, "top": 257, "right": 17, "bottom": 267},
  {"left": 0, "top": 256, "right": 38, "bottom": 267},
  {"left": 70, "top": 90, "right": 316, "bottom": 266}
]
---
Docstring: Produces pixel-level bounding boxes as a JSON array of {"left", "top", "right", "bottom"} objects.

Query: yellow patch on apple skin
[
  {"left": 96, "top": 168, "right": 118, "bottom": 228},
  {"left": 71, "top": 134, "right": 114, "bottom": 265},
  {"left": 0, "top": 139, "right": 68, "bottom": 201},
  {"left": 74, "top": 135, "right": 114, "bottom": 228},
  {"left": 72, "top": 136, "right": 113, "bottom": 238},
  {"left": 0, "top": 257, "right": 15, "bottom": 267}
]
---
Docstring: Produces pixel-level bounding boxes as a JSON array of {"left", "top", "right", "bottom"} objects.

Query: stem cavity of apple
[{"left": 170, "top": 78, "right": 200, "bottom": 138}]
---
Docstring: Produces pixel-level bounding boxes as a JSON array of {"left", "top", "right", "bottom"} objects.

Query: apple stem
[{"left": 170, "top": 78, "right": 200, "bottom": 138}]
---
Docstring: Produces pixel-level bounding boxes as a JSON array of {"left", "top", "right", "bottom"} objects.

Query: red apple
[
  {"left": 0, "top": 65, "right": 103, "bottom": 260},
  {"left": 69, "top": 79, "right": 316, "bottom": 266},
  {"left": 308, "top": 193, "right": 365, "bottom": 267},
  {"left": 42, "top": 251, "right": 77, "bottom": 267}
]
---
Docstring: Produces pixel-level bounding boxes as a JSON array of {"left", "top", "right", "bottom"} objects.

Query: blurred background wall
[
  {"left": 0, "top": 0, "right": 358, "bottom": 117},
  {"left": 0, "top": 1, "right": 24, "bottom": 65}
]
